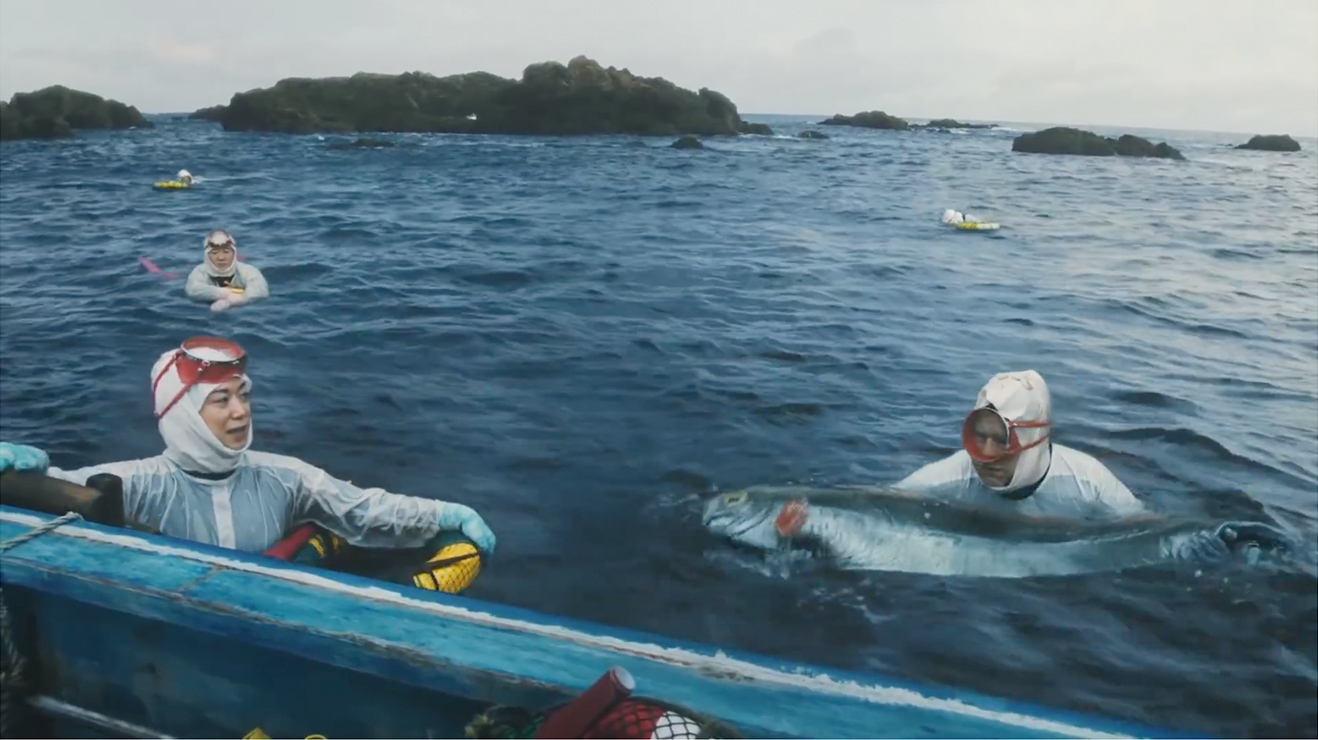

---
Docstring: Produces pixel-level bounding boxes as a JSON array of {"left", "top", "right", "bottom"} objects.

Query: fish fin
[{"left": 775, "top": 499, "right": 810, "bottom": 537}]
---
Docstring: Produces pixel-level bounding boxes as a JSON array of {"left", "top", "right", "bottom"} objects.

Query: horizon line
[{"left": 136, "top": 109, "right": 1318, "bottom": 141}]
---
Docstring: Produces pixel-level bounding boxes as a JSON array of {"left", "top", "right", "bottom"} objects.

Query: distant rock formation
[
  {"left": 914, "top": 118, "right": 998, "bottom": 131},
  {"left": 0, "top": 86, "right": 152, "bottom": 142},
  {"left": 1235, "top": 134, "right": 1301, "bottom": 152},
  {"left": 798, "top": 130, "right": 830, "bottom": 140},
  {"left": 188, "top": 105, "right": 227, "bottom": 123},
  {"left": 196, "top": 56, "right": 746, "bottom": 137},
  {"left": 738, "top": 121, "right": 774, "bottom": 136},
  {"left": 1012, "top": 127, "right": 1184, "bottom": 160},
  {"left": 671, "top": 135, "right": 703, "bottom": 149},
  {"left": 818, "top": 111, "right": 908, "bottom": 130}
]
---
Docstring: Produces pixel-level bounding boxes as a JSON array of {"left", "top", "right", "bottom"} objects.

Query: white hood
[
  {"left": 151, "top": 348, "right": 252, "bottom": 475},
  {"left": 203, "top": 229, "right": 238, "bottom": 279},
  {"left": 973, "top": 370, "right": 1051, "bottom": 493}
]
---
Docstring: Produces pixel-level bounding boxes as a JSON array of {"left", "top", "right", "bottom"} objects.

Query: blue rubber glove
[
  {"left": 437, "top": 503, "right": 496, "bottom": 556},
  {"left": 0, "top": 442, "right": 50, "bottom": 474}
]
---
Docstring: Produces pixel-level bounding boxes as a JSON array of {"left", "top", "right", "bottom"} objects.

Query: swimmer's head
[
  {"left": 204, "top": 229, "right": 237, "bottom": 271},
  {"left": 178, "top": 170, "right": 194, "bottom": 185}
]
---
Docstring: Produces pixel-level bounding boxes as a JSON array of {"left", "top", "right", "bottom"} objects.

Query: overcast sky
[{"left": 1, "top": 0, "right": 1315, "bottom": 135}]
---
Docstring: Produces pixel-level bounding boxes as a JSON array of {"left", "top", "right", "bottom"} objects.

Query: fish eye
[{"left": 722, "top": 491, "right": 747, "bottom": 504}]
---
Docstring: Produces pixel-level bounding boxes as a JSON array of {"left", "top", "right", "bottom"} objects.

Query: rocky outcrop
[
  {"left": 198, "top": 56, "right": 745, "bottom": 137},
  {"left": 915, "top": 118, "right": 998, "bottom": 130},
  {"left": 1235, "top": 134, "right": 1301, "bottom": 152},
  {"left": 0, "top": 86, "right": 152, "bottom": 142},
  {"left": 1012, "top": 127, "right": 1184, "bottom": 160},
  {"left": 798, "top": 130, "right": 829, "bottom": 140},
  {"left": 671, "top": 135, "right": 703, "bottom": 149},
  {"left": 738, "top": 121, "right": 773, "bottom": 136},
  {"left": 818, "top": 111, "right": 908, "bottom": 130},
  {"left": 188, "top": 105, "right": 227, "bottom": 123}
]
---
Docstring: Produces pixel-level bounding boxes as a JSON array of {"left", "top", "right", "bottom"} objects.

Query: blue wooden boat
[{"left": 0, "top": 497, "right": 1193, "bottom": 739}]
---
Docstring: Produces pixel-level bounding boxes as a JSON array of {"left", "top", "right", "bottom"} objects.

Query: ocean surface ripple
[{"left": 2, "top": 116, "right": 1316, "bottom": 737}]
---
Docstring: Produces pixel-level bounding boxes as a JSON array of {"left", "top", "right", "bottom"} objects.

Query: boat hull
[{"left": 0, "top": 506, "right": 1188, "bottom": 739}]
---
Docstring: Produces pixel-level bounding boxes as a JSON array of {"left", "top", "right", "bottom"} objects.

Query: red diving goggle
[
  {"left": 151, "top": 336, "right": 248, "bottom": 418},
  {"left": 960, "top": 407, "right": 1050, "bottom": 463}
]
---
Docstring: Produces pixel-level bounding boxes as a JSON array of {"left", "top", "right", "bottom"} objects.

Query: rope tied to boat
[{"left": 1, "top": 512, "right": 84, "bottom": 739}]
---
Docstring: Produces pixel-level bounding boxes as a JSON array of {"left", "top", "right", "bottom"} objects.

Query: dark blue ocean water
[{"left": 2, "top": 115, "right": 1316, "bottom": 737}]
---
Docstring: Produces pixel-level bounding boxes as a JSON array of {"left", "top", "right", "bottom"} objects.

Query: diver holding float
[
  {"left": 0, "top": 335, "right": 496, "bottom": 592},
  {"left": 153, "top": 169, "right": 195, "bottom": 190},
  {"left": 187, "top": 228, "right": 270, "bottom": 312},
  {"left": 941, "top": 208, "right": 1000, "bottom": 231}
]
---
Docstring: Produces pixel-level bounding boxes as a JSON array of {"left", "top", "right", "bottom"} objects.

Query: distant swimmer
[
  {"left": 941, "top": 208, "right": 968, "bottom": 225},
  {"left": 186, "top": 228, "right": 270, "bottom": 313},
  {"left": 941, "top": 208, "right": 1000, "bottom": 231},
  {"left": 154, "top": 169, "right": 196, "bottom": 190}
]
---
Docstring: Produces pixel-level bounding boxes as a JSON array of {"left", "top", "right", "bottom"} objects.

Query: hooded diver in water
[
  {"left": 186, "top": 228, "right": 270, "bottom": 313},
  {"left": 887, "top": 370, "right": 1149, "bottom": 522}
]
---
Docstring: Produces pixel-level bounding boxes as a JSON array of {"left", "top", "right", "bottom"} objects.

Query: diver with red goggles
[
  {"left": 0, "top": 336, "right": 496, "bottom": 558},
  {"left": 892, "top": 370, "right": 1149, "bottom": 520}
]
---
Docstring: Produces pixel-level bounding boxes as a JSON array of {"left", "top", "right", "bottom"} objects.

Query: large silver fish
[{"left": 700, "top": 485, "right": 1291, "bottom": 579}]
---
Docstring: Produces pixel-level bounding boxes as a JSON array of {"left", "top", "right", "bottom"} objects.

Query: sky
[{"left": 1, "top": 0, "right": 1315, "bottom": 136}]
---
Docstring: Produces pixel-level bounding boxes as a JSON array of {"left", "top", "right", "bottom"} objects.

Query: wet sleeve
[
  {"left": 891, "top": 452, "right": 976, "bottom": 501},
  {"left": 1088, "top": 466, "right": 1148, "bottom": 518},
  {"left": 186, "top": 266, "right": 229, "bottom": 301},
  {"left": 45, "top": 458, "right": 167, "bottom": 531},
  {"left": 238, "top": 264, "right": 269, "bottom": 300},
  {"left": 285, "top": 458, "right": 448, "bottom": 549}
]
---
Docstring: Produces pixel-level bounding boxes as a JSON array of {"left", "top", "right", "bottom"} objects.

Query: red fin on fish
[{"left": 775, "top": 499, "right": 810, "bottom": 537}]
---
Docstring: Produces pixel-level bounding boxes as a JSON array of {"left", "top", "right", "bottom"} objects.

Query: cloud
[
  {"left": 152, "top": 38, "right": 217, "bottom": 65},
  {"left": 0, "top": 0, "right": 1314, "bottom": 133}
]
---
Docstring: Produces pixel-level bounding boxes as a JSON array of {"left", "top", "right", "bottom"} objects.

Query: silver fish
[{"left": 701, "top": 485, "right": 1290, "bottom": 579}]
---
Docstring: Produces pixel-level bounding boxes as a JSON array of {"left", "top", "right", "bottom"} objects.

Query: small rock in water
[
  {"left": 1235, "top": 134, "right": 1301, "bottom": 152},
  {"left": 671, "top": 135, "right": 703, "bottom": 150}
]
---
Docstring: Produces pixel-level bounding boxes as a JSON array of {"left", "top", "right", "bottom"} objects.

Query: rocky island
[
  {"left": 0, "top": 86, "right": 152, "bottom": 142},
  {"left": 1011, "top": 126, "right": 1185, "bottom": 160},
  {"left": 195, "top": 56, "right": 749, "bottom": 137},
  {"left": 1235, "top": 134, "right": 1301, "bottom": 152},
  {"left": 817, "top": 111, "right": 909, "bottom": 130},
  {"left": 915, "top": 118, "right": 998, "bottom": 130}
]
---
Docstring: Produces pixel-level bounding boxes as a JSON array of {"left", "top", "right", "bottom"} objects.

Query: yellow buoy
[
  {"left": 412, "top": 533, "right": 482, "bottom": 594},
  {"left": 153, "top": 180, "right": 190, "bottom": 190}
]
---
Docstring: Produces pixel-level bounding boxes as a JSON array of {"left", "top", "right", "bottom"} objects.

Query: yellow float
[{"left": 278, "top": 525, "right": 482, "bottom": 595}]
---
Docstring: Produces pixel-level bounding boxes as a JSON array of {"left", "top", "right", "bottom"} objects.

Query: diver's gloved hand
[
  {"left": 437, "top": 503, "right": 496, "bottom": 555},
  {"left": 210, "top": 298, "right": 231, "bottom": 313},
  {"left": 0, "top": 442, "right": 50, "bottom": 474}
]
